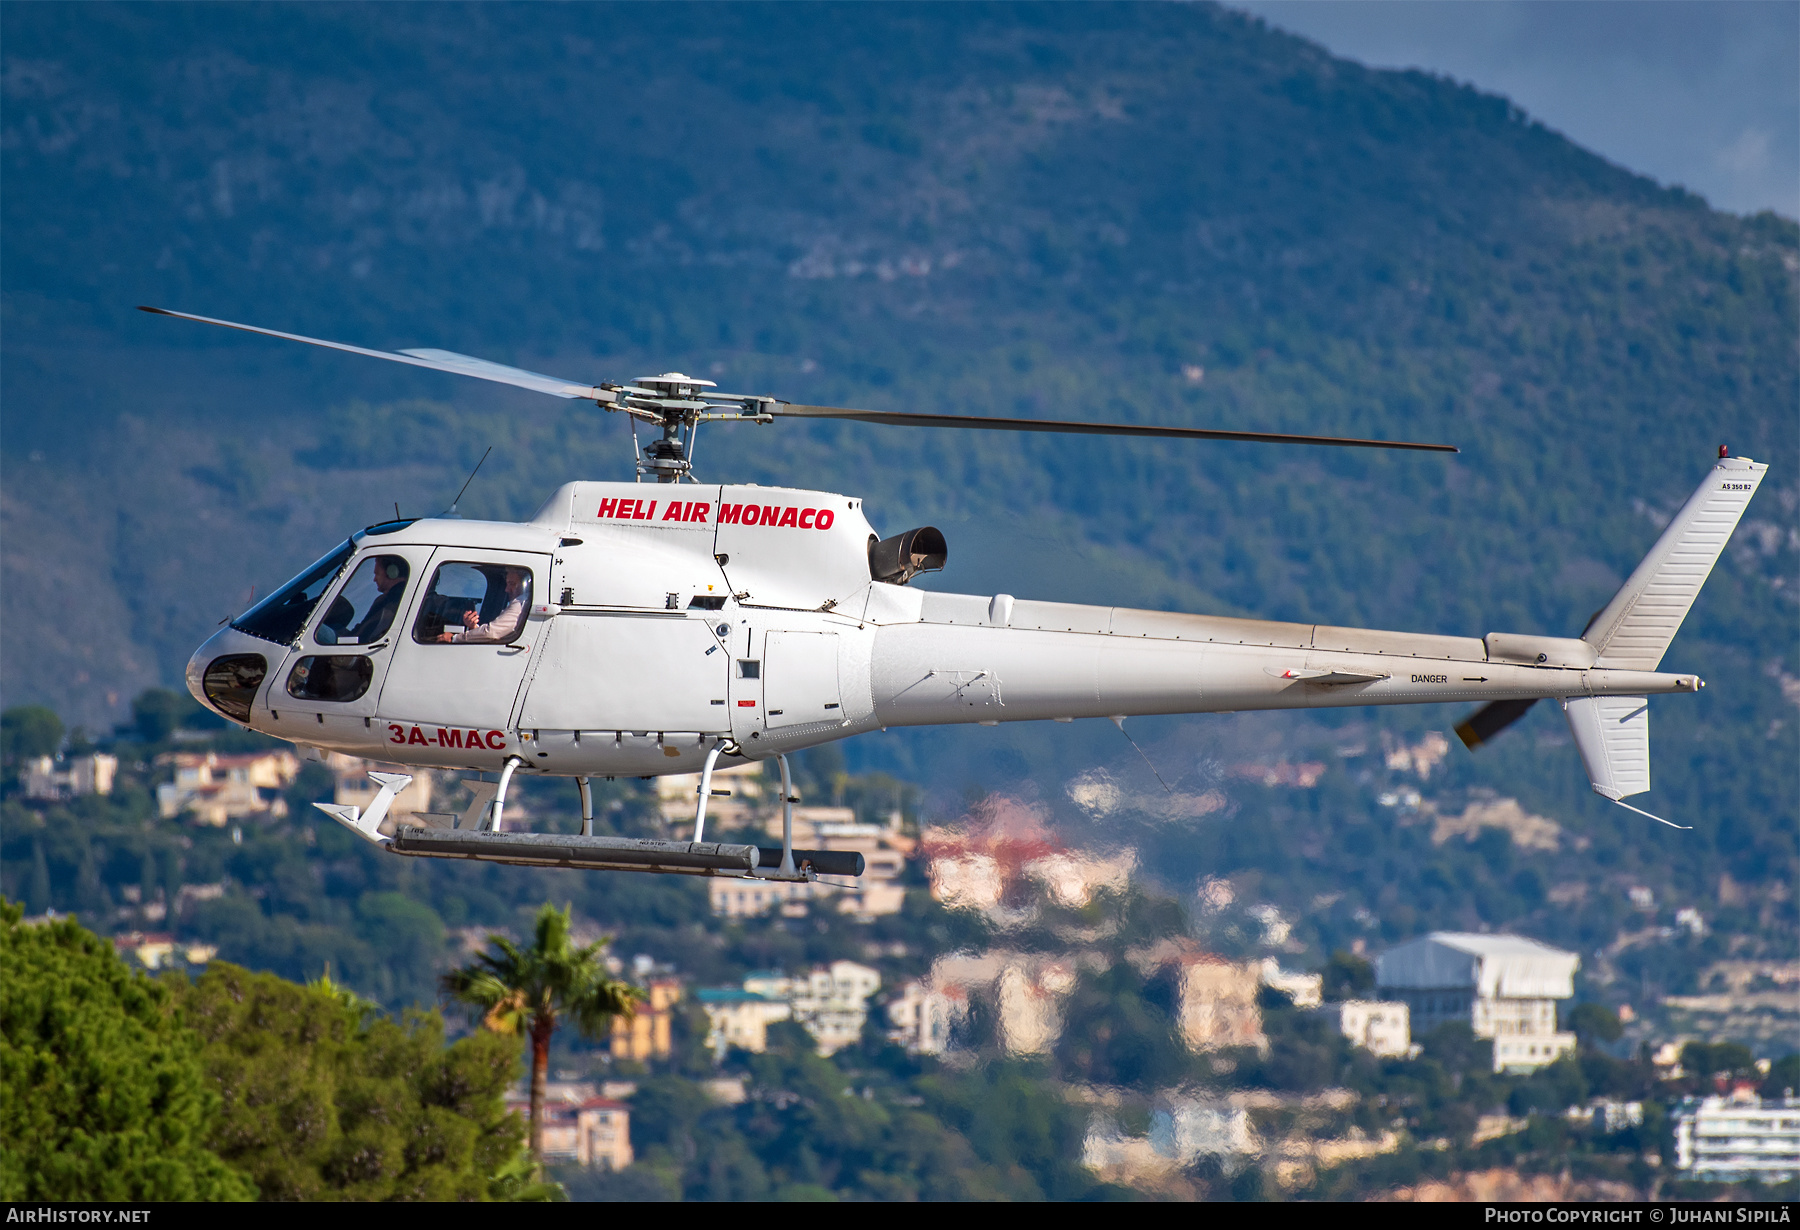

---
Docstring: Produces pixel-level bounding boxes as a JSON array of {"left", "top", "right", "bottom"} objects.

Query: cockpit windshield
[{"left": 231, "top": 540, "right": 356, "bottom": 646}]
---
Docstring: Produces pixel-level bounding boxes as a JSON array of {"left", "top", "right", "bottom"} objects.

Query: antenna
[
  {"left": 1110, "top": 716, "right": 1173, "bottom": 794},
  {"left": 444, "top": 447, "right": 492, "bottom": 518}
]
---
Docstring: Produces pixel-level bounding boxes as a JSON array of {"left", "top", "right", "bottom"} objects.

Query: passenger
[
  {"left": 349, "top": 557, "right": 408, "bottom": 643},
  {"left": 441, "top": 566, "right": 529, "bottom": 643}
]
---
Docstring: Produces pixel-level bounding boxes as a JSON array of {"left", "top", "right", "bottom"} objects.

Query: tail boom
[{"left": 867, "top": 616, "right": 1700, "bottom": 728}]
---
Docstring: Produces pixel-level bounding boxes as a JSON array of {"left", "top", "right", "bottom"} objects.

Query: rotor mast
[{"left": 610, "top": 372, "right": 777, "bottom": 483}]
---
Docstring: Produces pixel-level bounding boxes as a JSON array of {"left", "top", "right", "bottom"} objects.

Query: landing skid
[{"left": 312, "top": 755, "right": 861, "bottom": 882}]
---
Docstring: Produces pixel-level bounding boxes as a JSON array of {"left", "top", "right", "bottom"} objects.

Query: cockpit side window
[
  {"left": 232, "top": 541, "right": 356, "bottom": 646},
  {"left": 315, "top": 555, "right": 410, "bottom": 646},
  {"left": 412, "top": 562, "right": 533, "bottom": 645}
]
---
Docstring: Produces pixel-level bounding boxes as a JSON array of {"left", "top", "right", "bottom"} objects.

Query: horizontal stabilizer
[{"left": 1585, "top": 455, "right": 1767, "bottom": 670}]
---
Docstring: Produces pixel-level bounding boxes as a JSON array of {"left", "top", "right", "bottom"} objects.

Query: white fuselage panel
[{"left": 187, "top": 485, "right": 1704, "bottom": 778}]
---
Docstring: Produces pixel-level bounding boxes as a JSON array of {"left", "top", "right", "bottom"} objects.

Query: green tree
[
  {"left": 442, "top": 903, "right": 642, "bottom": 1167},
  {"left": 917, "top": 1060, "right": 1097, "bottom": 1200},
  {"left": 0, "top": 900, "right": 255, "bottom": 1200},
  {"left": 1054, "top": 964, "right": 1194, "bottom": 1088},
  {"left": 1760, "top": 1053, "right": 1799, "bottom": 1099},
  {"left": 183, "top": 960, "right": 537, "bottom": 1200},
  {"left": 1, "top": 706, "right": 63, "bottom": 765},
  {"left": 1320, "top": 951, "right": 1377, "bottom": 1001},
  {"left": 1680, "top": 1040, "right": 1756, "bottom": 1080},
  {"left": 130, "top": 688, "right": 193, "bottom": 744},
  {"left": 1567, "top": 1002, "right": 1624, "bottom": 1046}
]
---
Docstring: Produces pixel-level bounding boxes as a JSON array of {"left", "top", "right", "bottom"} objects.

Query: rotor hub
[{"left": 634, "top": 372, "right": 716, "bottom": 397}]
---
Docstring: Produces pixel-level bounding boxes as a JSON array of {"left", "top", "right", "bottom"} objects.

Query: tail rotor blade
[{"left": 1455, "top": 697, "right": 1541, "bottom": 750}]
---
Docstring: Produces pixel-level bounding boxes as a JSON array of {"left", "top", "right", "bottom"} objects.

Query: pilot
[
  {"left": 349, "top": 557, "right": 408, "bottom": 643},
  {"left": 441, "top": 566, "right": 530, "bottom": 643}
]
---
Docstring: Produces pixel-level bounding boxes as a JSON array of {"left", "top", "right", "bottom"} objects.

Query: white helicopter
[{"left": 147, "top": 306, "right": 1767, "bottom": 885}]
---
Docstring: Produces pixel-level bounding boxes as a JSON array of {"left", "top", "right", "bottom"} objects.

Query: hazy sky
[{"left": 1230, "top": 1, "right": 1799, "bottom": 218}]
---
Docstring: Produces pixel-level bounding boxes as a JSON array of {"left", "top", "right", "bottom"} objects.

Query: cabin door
[
  {"left": 377, "top": 548, "right": 552, "bottom": 736},
  {"left": 517, "top": 612, "right": 731, "bottom": 737}
]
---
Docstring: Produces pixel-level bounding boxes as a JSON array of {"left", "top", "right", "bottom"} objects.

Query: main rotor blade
[
  {"left": 136, "top": 306, "right": 613, "bottom": 402},
  {"left": 1455, "top": 697, "right": 1541, "bottom": 749},
  {"left": 772, "top": 403, "right": 1458, "bottom": 452}
]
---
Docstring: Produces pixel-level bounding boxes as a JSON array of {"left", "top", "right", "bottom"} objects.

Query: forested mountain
[{"left": 3, "top": 4, "right": 1793, "bottom": 949}]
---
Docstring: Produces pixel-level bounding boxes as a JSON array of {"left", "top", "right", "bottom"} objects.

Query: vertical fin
[
  {"left": 1585, "top": 455, "right": 1767, "bottom": 669},
  {"left": 1564, "top": 694, "right": 1685, "bottom": 826},
  {"left": 1563, "top": 695, "right": 1650, "bottom": 800}
]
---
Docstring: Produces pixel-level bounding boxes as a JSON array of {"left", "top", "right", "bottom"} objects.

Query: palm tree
[{"left": 442, "top": 902, "right": 642, "bottom": 1166}]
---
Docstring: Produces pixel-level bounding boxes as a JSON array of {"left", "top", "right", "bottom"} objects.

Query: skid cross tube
[
  {"left": 489, "top": 757, "right": 525, "bottom": 831},
  {"left": 693, "top": 742, "right": 726, "bottom": 843},
  {"left": 747, "top": 753, "right": 824, "bottom": 883},
  {"left": 777, "top": 754, "right": 796, "bottom": 876},
  {"left": 577, "top": 776, "right": 594, "bottom": 837}
]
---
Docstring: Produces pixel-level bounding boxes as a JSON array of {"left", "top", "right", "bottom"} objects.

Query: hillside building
[
  {"left": 925, "top": 951, "right": 1077, "bottom": 1056},
  {"left": 921, "top": 813, "right": 1135, "bottom": 915},
  {"left": 1376, "top": 932, "right": 1577, "bottom": 1073},
  {"left": 1565, "top": 1099, "right": 1644, "bottom": 1133},
  {"left": 1151, "top": 1097, "right": 1259, "bottom": 1164},
  {"left": 746, "top": 961, "right": 881, "bottom": 1053},
  {"left": 111, "top": 931, "right": 217, "bottom": 970},
  {"left": 1674, "top": 1094, "right": 1800, "bottom": 1183},
  {"left": 994, "top": 959, "right": 1077, "bottom": 1054},
  {"left": 1260, "top": 958, "right": 1323, "bottom": 1008},
  {"left": 709, "top": 875, "right": 824, "bottom": 920},
  {"left": 885, "top": 979, "right": 966, "bottom": 1056},
  {"left": 700, "top": 960, "right": 881, "bottom": 1056},
  {"left": 156, "top": 750, "right": 299, "bottom": 824},
  {"left": 695, "top": 988, "right": 791, "bottom": 1058},
  {"left": 505, "top": 1087, "right": 631, "bottom": 1170},
  {"left": 23, "top": 754, "right": 117, "bottom": 801},
  {"left": 610, "top": 978, "right": 682, "bottom": 1063},
  {"left": 1176, "top": 955, "right": 1267, "bottom": 1052},
  {"left": 1323, "top": 1000, "right": 1414, "bottom": 1058}
]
